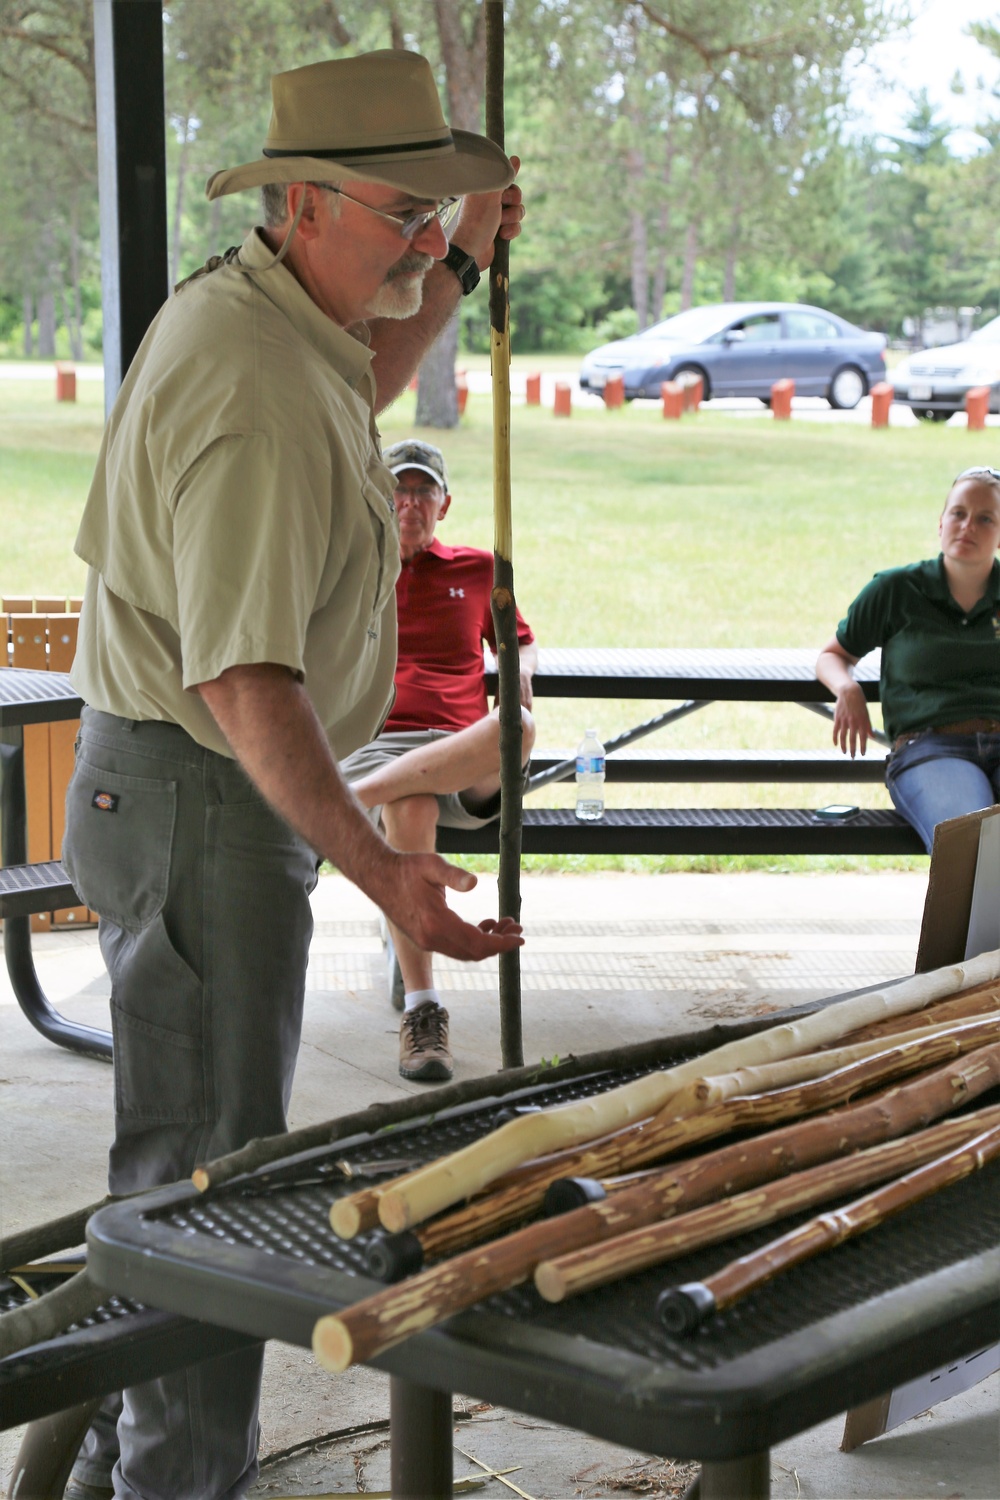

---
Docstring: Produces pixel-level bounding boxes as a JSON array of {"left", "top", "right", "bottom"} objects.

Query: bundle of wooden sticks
[{"left": 312, "top": 952, "right": 1000, "bottom": 1373}]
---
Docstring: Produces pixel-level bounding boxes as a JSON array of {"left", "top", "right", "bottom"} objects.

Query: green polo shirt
[{"left": 837, "top": 557, "right": 1000, "bottom": 741}]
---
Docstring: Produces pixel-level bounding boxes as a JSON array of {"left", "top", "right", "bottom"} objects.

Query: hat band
[{"left": 263, "top": 133, "right": 454, "bottom": 161}]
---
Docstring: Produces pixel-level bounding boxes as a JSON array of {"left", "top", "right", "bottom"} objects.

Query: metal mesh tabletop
[
  {"left": 483, "top": 647, "right": 882, "bottom": 701},
  {"left": 88, "top": 1062, "right": 1000, "bottom": 1461},
  {"left": 0, "top": 668, "right": 82, "bottom": 727}
]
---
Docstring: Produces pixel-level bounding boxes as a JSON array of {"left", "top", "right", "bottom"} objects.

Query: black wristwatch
[{"left": 442, "top": 242, "right": 481, "bottom": 296}]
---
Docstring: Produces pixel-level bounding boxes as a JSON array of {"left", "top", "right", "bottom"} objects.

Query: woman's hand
[
  {"left": 816, "top": 638, "right": 873, "bottom": 758},
  {"left": 832, "top": 681, "right": 873, "bottom": 758}
]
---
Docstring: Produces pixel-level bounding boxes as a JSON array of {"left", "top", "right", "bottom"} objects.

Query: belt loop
[{"left": 120, "top": 718, "right": 137, "bottom": 732}]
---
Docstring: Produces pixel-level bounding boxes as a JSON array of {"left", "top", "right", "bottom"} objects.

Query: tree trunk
[
  {"left": 416, "top": 1, "right": 487, "bottom": 427},
  {"left": 22, "top": 289, "right": 34, "bottom": 357},
  {"left": 68, "top": 192, "right": 85, "bottom": 359},
  {"left": 37, "top": 290, "right": 56, "bottom": 357},
  {"left": 630, "top": 201, "right": 649, "bottom": 330},
  {"left": 415, "top": 314, "right": 460, "bottom": 428},
  {"left": 723, "top": 244, "right": 737, "bottom": 302},
  {"left": 679, "top": 221, "right": 698, "bottom": 310},
  {"left": 650, "top": 133, "right": 677, "bottom": 323},
  {"left": 170, "top": 122, "right": 192, "bottom": 290}
]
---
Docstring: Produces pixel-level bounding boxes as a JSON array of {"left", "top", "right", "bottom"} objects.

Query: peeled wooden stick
[
  {"left": 658, "top": 1122, "right": 1000, "bottom": 1335},
  {"left": 533, "top": 1104, "right": 1000, "bottom": 1303},
  {"left": 313, "top": 1089, "right": 1000, "bottom": 1371},
  {"left": 361, "top": 1030, "right": 1000, "bottom": 1263},
  {"left": 376, "top": 952, "right": 1000, "bottom": 1232},
  {"left": 823, "top": 980, "right": 1000, "bottom": 1048},
  {"left": 679, "top": 1012, "right": 999, "bottom": 1113}
]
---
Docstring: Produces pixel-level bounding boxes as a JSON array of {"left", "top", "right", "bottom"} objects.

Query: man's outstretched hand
[{"left": 377, "top": 850, "right": 524, "bottom": 962}]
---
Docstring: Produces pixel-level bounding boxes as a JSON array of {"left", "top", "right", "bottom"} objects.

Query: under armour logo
[{"left": 449, "top": 587, "right": 465, "bottom": 598}]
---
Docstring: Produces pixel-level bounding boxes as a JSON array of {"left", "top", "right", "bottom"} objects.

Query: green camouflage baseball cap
[{"left": 383, "top": 439, "right": 448, "bottom": 489}]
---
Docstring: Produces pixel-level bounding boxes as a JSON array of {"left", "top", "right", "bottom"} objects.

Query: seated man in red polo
[{"left": 344, "top": 439, "right": 536, "bottom": 1083}]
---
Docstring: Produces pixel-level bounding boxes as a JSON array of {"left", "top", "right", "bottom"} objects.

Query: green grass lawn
[{"left": 3, "top": 374, "right": 991, "bottom": 869}]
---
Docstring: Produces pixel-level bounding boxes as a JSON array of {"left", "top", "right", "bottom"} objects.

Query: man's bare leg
[
  {"left": 353, "top": 708, "right": 535, "bottom": 812},
  {"left": 381, "top": 794, "right": 440, "bottom": 994}
]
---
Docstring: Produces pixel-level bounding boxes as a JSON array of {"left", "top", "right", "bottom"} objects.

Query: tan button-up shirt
[{"left": 72, "top": 228, "right": 400, "bottom": 761}]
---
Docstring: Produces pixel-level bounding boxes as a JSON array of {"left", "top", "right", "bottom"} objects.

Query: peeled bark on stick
[
  {"left": 682, "top": 1012, "right": 999, "bottom": 1112},
  {"left": 658, "top": 1122, "right": 1000, "bottom": 1336},
  {"left": 533, "top": 1104, "right": 1000, "bottom": 1303},
  {"left": 350, "top": 1029, "right": 1000, "bottom": 1260},
  {"left": 313, "top": 1090, "right": 1000, "bottom": 1371},
  {"left": 823, "top": 982, "right": 1000, "bottom": 1047},
  {"left": 360, "top": 1043, "right": 1000, "bottom": 1284},
  {"left": 376, "top": 951, "right": 1000, "bottom": 1232}
]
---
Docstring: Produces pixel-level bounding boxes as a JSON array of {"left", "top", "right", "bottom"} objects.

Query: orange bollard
[
  {"left": 603, "top": 373, "right": 625, "bottom": 408},
  {"left": 554, "top": 382, "right": 572, "bottom": 416},
  {"left": 870, "top": 381, "right": 893, "bottom": 428},
  {"left": 55, "top": 362, "right": 76, "bottom": 402},
  {"left": 661, "top": 380, "right": 683, "bottom": 419},
  {"left": 455, "top": 368, "right": 468, "bottom": 415},
  {"left": 679, "top": 373, "right": 702, "bottom": 411},
  {"left": 408, "top": 373, "right": 419, "bottom": 393},
  {"left": 525, "top": 372, "right": 541, "bottom": 405},
  {"left": 966, "top": 386, "right": 990, "bottom": 431},
  {"left": 770, "top": 378, "right": 794, "bottom": 419}
]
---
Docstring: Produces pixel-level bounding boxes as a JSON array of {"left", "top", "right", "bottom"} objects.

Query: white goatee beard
[{"left": 365, "top": 252, "right": 434, "bottom": 320}]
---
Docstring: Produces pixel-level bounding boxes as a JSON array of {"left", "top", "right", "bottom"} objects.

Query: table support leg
[
  {"left": 1, "top": 734, "right": 112, "bottom": 1061},
  {"left": 9, "top": 1398, "right": 102, "bottom": 1500},
  {"left": 389, "top": 1376, "right": 453, "bottom": 1499},
  {"left": 690, "top": 1451, "right": 770, "bottom": 1498}
]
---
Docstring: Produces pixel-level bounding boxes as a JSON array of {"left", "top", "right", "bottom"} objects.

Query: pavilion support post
[
  {"left": 486, "top": 0, "right": 523, "bottom": 1070},
  {"left": 93, "top": 0, "right": 169, "bottom": 409}
]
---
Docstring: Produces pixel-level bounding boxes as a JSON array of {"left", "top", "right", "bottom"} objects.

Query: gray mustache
[{"left": 386, "top": 252, "right": 434, "bottom": 281}]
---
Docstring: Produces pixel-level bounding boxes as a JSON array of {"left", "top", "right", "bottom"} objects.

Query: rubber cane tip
[
  {"left": 656, "top": 1283, "right": 715, "bottom": 1337},
  {"left": 543, "top": 1177, "right": 607, "bottom": 1216},
  {"left": 329, "top": 1199, "right": 362, "bottom": 1240},
  {"left": 365, "top": 1230, "right": 424, "bottom": 1283},
  {"left": 492, "top": 1104, "right": 543, "bottom": 1129},
  {"left": 312, "top": 1314, "right": 353, "bottom": 1373}
]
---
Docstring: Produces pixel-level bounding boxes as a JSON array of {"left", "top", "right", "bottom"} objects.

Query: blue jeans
[{"left": 886, "top": 731, "right": 1000, "bottom": 854}]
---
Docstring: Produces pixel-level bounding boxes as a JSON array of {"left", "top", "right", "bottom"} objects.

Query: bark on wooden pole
[{"left": 486, "top": 0, "right": 523, "bottom": 1069}]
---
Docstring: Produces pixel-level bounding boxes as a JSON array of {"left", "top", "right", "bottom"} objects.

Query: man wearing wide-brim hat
[{"left": 63, "top": 49, "right": 524, "bottom": 1500}]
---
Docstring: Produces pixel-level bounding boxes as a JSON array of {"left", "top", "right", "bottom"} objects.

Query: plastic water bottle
[{"left": 575, "top": 729, "right": 606, "bottom": 821}]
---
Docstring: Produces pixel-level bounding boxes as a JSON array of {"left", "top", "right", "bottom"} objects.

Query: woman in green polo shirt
[{"left": 816, "top": 466, "right": 1000, "bottom": 853}]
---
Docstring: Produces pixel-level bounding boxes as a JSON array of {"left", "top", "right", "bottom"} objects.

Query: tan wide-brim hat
[{"left": 206, "top": 50, "right": 513, "bottom": 202}]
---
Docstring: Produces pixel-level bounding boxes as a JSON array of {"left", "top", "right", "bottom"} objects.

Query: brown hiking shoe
[{"left": 399, "top": 1001, "right": 453, "bottom": 1082}]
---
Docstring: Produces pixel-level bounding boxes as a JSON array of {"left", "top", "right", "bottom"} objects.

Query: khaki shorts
[{"left": 341, "top": 729, "right": 503, "bottom": 830}]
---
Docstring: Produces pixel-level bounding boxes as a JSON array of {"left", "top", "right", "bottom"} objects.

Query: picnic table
[
  {"left": 0, "top": 667, "right": 108, "bottom": 1059},
  {"left": 80, "top": 1004, "right": 1000, "bottom": 1500}
]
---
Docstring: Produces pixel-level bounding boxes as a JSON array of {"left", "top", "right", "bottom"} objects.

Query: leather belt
[{"left": 893, "top": 718, "right": 1000, "bottom": 750}]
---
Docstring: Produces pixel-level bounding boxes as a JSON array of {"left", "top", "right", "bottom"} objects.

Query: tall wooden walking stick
[{"left": 486, "top": 0, "right": 523, "bottom": 1068}]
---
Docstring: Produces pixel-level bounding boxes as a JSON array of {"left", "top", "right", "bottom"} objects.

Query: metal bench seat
[
  {"left": 438, "top": 806, "right": 925, "bottom": 856},
  {"left": 530, "top": 749, "right": 889, "bottom": 784},
  {"left": 0, "top": 860, "right": 79, "bottom": 920}
]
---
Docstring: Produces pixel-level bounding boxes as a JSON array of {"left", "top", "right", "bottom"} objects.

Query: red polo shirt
[{"left": 385, "top": 539, "right": 534, "bottom": 733}]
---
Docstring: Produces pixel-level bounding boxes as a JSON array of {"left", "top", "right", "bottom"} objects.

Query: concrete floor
[{"left": 2, "top": 870, "right": 997, "bottom": 1499}]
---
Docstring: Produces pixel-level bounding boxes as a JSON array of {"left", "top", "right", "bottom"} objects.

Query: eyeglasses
[
  {"left": 955, "top": 467, "right": 1000, "bottom": 482},
  {"left": 393, "top": 482, "right": 441, "bottom": 503},
  {"left": 310, "top": 183, "right": 460, "bottom": 240}
]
